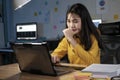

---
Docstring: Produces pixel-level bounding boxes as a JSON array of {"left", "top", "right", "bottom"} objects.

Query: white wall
[{"left": 13, "top": 0, "right": 120, "bottom": 41}]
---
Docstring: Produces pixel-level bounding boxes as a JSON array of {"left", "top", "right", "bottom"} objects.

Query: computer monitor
[
  {"left": 92, "top": 19, "right": 102, "bottom": 28},
  {"left": 16, "top": 22, "right": 37, "bottom": 40}
]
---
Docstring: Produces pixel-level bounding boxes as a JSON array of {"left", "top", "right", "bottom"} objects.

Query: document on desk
[{"left": 81, "top": 64, "right": 120, "bottom": 78}]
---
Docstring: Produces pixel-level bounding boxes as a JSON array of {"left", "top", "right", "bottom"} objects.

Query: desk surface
[{"left": 0, "top": 63, "right": 86, "bottom": 80}]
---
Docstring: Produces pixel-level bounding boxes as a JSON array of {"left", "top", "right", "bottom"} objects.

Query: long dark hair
[{"left": 65, "top": 3, "right": 103, "bottom": 50}]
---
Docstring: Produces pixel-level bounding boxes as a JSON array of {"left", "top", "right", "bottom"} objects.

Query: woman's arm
[{"left": 51, "top": 38, "right": 68, "bottom": 63}]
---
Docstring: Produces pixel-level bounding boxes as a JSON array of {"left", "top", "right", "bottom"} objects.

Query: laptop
[{"left": 11, "top": 42, "right": 74, "bottom": 76}]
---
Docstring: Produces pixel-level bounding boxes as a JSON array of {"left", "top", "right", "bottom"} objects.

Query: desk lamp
[{"left": 13, "top": 0, "right": 31, "bottom": 10}]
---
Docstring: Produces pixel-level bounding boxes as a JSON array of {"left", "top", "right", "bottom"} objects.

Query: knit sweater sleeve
[{"left": 51, "top": 38, "right": 68, "bottom": 59}]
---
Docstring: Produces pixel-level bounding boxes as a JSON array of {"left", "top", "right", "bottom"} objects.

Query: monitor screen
[
  {"left": 16, "top": 22, "right": 37, "bottom": 40},
  {"left": 92, "top": 19, "right": 102, "bottom": 28}
]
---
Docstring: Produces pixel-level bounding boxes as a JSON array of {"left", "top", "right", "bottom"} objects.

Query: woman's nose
[{"left": 70, "top": 22, "right": 75, "bottom": 28}]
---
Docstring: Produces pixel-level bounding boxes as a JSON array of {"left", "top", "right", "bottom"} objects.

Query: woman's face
[{"left": 67, "top": 13, "right": 81, "bottom": 34}]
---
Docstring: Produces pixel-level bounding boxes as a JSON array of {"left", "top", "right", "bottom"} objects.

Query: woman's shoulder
[{"left": 60, "top": 37, "right": 68, "bottom": 42}]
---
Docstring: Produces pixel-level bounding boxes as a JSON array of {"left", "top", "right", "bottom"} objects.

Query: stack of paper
[{"left": 81, "top": 64, "right": 120, "bottom": 78}]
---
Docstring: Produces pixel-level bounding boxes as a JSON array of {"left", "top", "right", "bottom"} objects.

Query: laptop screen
[
  {"left": 11, "top": 42, "right": 57, "bottom": 76},
  {"left": 16, "top": 22, "right": 37, "bottom": 40}
]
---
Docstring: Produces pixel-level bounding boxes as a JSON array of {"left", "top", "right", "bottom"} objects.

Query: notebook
[{"left": 11, "top": 42, "right": 74, "bottom": 76}]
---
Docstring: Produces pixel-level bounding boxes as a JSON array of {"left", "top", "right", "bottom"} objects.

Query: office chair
[
  {"left": 98, "top": 22, "right": 120, "bottom": 64},
  {"left": 116, "top": 48, "right": 120, "bottom": 64}
]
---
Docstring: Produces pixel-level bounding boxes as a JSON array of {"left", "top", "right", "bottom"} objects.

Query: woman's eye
[
  {"left": 73, "top": 20, "right": 78, "bottom": 23},
  {"left": 67, "top": 19, "right": 80, "bottom": 23}
]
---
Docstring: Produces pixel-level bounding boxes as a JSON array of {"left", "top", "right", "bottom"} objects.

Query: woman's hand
[
  {"left": 63, "top": 28, "right": 74, "bottom": 41},
  {"left": 51, "top": 55, "right": 60, "bottom": 64},
  {"left": 63, "top": 28, "right": 78, "bottom": 47}
]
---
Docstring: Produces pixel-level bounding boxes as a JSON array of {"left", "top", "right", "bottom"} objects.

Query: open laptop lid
[{"left": 11, "top": 42, "right": 57, "bottom": 76}]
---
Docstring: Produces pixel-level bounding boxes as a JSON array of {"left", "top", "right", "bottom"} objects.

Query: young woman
[{"left": 51, "top": 3, "right": 103, "bottom": 66}]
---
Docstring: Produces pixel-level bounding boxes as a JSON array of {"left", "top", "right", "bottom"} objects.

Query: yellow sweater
[{"left": 51, "top": 36, "right": 100, "bottom": 66}]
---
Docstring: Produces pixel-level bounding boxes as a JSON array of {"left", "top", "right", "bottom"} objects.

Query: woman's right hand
[
  {"left": 51, "top": 55, "right": 60, "bottom": 64},
  {"left": 63, "top": 28, "right": 74, "bottom": 41}
]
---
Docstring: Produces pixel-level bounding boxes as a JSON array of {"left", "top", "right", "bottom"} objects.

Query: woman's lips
[{"left": 72, "top": 29, "right": 77, "bottom": 31}]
